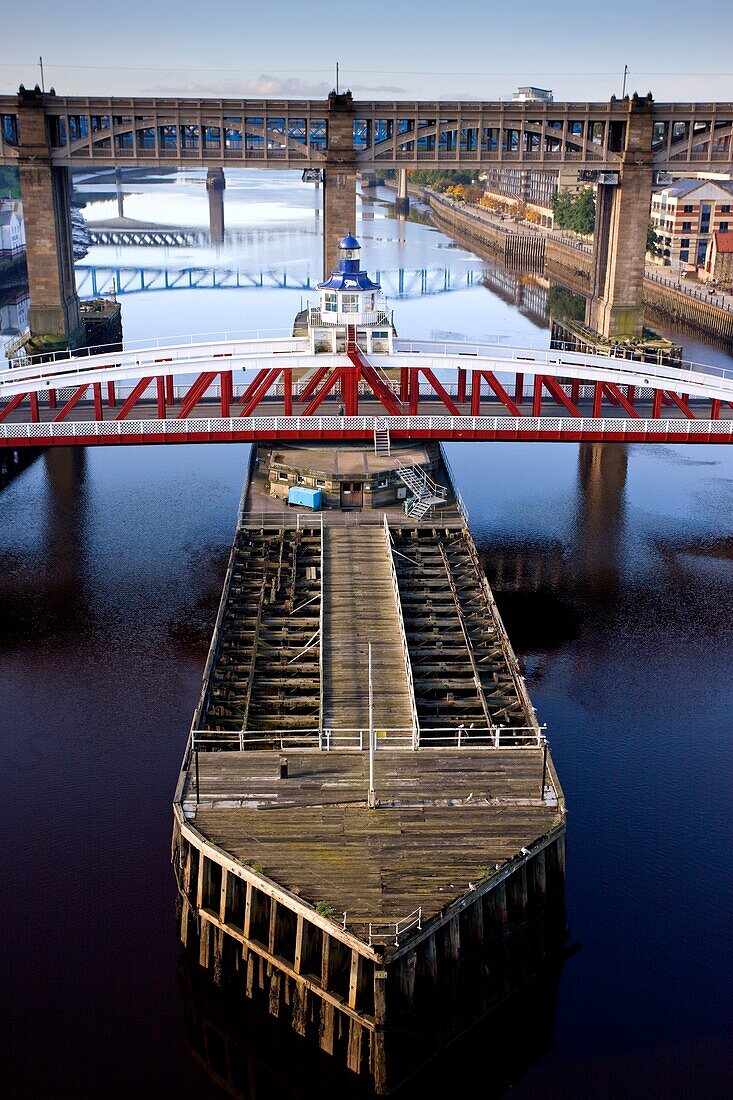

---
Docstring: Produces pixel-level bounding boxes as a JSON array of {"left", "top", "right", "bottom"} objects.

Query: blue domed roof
[{"left": 339, "top": 233, "right": 360, "bottom": 250}]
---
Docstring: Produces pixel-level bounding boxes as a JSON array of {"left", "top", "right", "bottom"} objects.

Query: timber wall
[{"left": 171, "top": 813, "right": 567, "bottom": 1095}]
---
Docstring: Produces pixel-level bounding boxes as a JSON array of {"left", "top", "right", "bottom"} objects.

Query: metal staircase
[{"left": 396, "top": 459, "right": 448, "bottom": 519}]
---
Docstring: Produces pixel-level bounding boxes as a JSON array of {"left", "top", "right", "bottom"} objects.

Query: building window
[
  {"left": 681, "top": 238, "right": 690, "bottom": 248},
  {"left": 378, "top": 478, "right": 389, "bottom": 489},
  {"left": 315, "top": 479, "right": 326, "bottom": 488},
  {"left": 277, "top": 471, "right": 289, "bottom": 482},
  {"left": 341, "top": 293, "right": 360, "bottom": 313},
  {"left": 682, "top": 221, "right": 692, "bottom": 232},
  {"left": 721, "top": 221, "right": 729, "bottom": 233},
  {"left": 324, "top": 292, "right": 337, "bottom": 312},
  {"left": 721, "top": 204, "right": 731, "bottom": 213},
  {"left": 700, "top": 203, "right": 712, "bottom": 234},
  {"left": 680, "top": 250, "right": 689, "bottom": 263},
  {"left": 683, "top": 204, "right": 694, "bottom": 213}
]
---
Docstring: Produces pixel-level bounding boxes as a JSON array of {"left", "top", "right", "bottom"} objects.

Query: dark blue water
[{"left": 2, "top": 172, "right": 732, "bottom": 1098}]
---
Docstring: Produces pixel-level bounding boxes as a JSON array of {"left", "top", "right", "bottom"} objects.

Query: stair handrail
[
  {"left": 318, "top": 511, "right": 325, "bottom": 739},
  {"left": 395, "top": 457, "right": 448, "bottom": 502},
  {"left": 383, "top": 514, "right": 421, "bottom": 748}
]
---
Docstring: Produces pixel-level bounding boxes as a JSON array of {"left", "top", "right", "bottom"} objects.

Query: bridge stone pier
[
  {"left": 4, "top": 86, "right": 732, "bottom": 340},
  {"left": 395, "top": 167, "right": 410, "bottom": 216},
  {"left": 587, "top": 95, "right": 654, "bottom": 340},
  {"left": 206, "top": 168, "right": 225, "bottom": 246},
  {"left": 322, "top": 92, "right": 357, "bottom": 277},
  {"left": 16, "top": 90, "right": 82, "bottom": 344}
]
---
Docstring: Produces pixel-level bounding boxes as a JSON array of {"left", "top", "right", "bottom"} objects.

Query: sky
[{"left": 2, "top": 0, "right": 733, "bottom": 103}]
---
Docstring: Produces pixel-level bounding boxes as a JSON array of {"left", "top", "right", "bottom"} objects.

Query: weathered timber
[{"left": 172, "top": 442, "right": 567, "bottom": 1094}]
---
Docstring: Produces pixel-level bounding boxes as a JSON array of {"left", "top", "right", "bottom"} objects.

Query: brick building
[
  {"left": 650, "top": 178, "right": 733, "bottom": 270},
  {"left": 703, "top": 231, "right": 733, "bottom": 286}
]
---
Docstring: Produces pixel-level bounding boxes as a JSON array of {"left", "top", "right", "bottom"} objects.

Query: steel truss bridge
[
  {"left": 2, "top": 93, "right": 733, "bottom": 172},
  {"left": 75, "top": 264, "right": 485, "bottom": 299},
  {"left": 1, "top": 335, "right": 731, "bottom": 448}
]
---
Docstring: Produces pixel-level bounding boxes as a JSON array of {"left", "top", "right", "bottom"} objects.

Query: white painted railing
[
  {"left": 389, "top": 338, "right": 733, "bottom": 392},
  {"left": 383, "top": 515, "right": 421, "bottom": 748},
  {"left": 366, "top": 908, "right": 422, "bottom": 947},
  {"left": 190, "top": 725, "right": 546, "bottom": 750},
  {"left": 439, "top": 443, "right": 470, "bottom": 522},
  {"left": 1, "top": 415, "right": 730, "bottom": 442},
  {"left": 3, "top": 335, "right": 733, "bottom": 405}
]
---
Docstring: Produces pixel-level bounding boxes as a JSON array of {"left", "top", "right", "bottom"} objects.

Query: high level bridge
[
  {"left": 1, "top": 333, "right": 731, "bottom": 448},
  {"left": 2, "top": 88, "right": 733, "bottom": 343}
]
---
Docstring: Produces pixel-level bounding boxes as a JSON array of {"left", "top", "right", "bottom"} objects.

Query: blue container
[{"left": 287, "top": 485, "right": 323, "bottom": 510}]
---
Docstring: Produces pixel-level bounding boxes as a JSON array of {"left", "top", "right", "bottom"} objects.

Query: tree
[
  {"left": 552, "top": 188, "right": 575, "bottom": 229},
  {"left": 647, "top": 219, "right": 662, "bottom": 256},
  {"left": 0, "top": 166, "right": 20, "bottom": 200},
  {"left": 552, "top": 186, "right": 596, "bottom": 235}
]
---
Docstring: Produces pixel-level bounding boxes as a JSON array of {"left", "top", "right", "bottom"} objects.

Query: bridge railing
[
  {"left": 390, "top": 338, "right": 733, "bottom": 386},
  {"left": 3, "top": 327, "right": 299, "bottom": 367},
  {"left": 1, "top": 415, "right": 731, "bottom": 445},
  {"left": 6, "top": 330, "right": 733, "bottom": 392}
]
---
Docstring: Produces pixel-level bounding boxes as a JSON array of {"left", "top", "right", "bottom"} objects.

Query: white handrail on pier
[{"left": 383, "top": 514, "right": 421, "bottom": 748}]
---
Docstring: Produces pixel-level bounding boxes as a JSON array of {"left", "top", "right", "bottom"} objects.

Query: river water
[{"left": 3, "top": 172, "right": 732, "bottom": 1098}]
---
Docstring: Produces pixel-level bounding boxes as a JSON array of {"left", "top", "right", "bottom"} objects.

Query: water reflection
[
  {"left": 43, "top": 447, "right": 89, "bottom": 610},
  {"left": 2, "top": 168, "right": 732, "bottom": 1100},
  {"left": 573, "top": 443, "right": 628, "bottom": 601},
  {"left": 178, "top": 947, "right": 572, "bottom": 1100}
]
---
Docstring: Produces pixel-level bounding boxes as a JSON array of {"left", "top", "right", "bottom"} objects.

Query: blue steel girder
[{"left": 74, "top": 264, "right": 485, "bottom": 300}]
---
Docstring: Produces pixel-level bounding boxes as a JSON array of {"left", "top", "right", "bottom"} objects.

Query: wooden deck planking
[
  {"left": 322, "top": 527, "right": 414, "bottom": 732},
  {"left": 185, "top": 749, "right": 559, "bottom": 922}
]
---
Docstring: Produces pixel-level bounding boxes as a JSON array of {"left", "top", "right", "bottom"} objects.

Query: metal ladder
[{"left": 374, "top": 419, "right": 391, "bottom": 456}]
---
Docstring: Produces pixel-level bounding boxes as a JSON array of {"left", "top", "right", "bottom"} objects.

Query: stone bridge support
[
  {"left": 206, "top": 167, "right": 225, "bottom": 246},
  {"left": 587, "top": 94, "right": 654, "bottom": 340},
  {"left": 395, "top": 168, "right": 409, "bottom": 216},
  {"left": 16, "top": 90, "right": 82, "bottom": 343},
  {"left": 323, "top": 92, "right": 357, "bottom": 278}
]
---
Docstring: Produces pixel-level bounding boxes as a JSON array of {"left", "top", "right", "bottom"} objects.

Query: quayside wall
[{"left": 427, "top": 194, "right": 733, "bottom": 345}]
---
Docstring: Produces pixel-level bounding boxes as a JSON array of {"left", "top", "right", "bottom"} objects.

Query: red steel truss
[{"left": 0, "top": 358, "right": 731, "bottom": 447}]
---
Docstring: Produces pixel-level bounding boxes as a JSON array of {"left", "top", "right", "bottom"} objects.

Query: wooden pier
[{"left": 172, "top": 442, "right": 567, "bottom": 1095}]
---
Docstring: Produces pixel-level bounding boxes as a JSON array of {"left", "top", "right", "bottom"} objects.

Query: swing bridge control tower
[{"left": 172, "top": 240, "right": 567, "bottom": 1095}]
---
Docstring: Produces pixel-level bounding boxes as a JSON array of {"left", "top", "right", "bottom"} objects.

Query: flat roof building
[{"left": 512, "top": 86, "right": 553, "bottom": 103}]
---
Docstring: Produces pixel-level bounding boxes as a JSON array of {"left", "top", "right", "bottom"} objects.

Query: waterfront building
[
  {"left": 0, "top": 199, "right": 25, "bottom": 260},
  {"left": 703, "top": 230, "right": 733, "bottom": 286},
  {"left": 650, "top": 178, "right": 733, "bottom": 269},
  {"left": 479, "top": 165, "right": 579, "bottom": 227}
]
